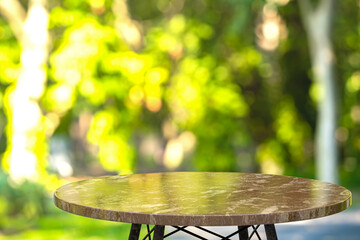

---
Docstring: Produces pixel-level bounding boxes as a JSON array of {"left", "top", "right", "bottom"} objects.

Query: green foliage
[
  {"left": 0, "top": 0, "right": 360, "bottom": 236},
  {"left": 0, "top": 170, "right": 48, "bottom": 231},
  {"left": 0, "top": 0, "right": 357, "bottom": 179},
  {"left": 0, "top": 206, "right": 130, "bottom": 239}
]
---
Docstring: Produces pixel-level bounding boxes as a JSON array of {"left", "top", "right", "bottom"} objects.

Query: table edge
[{"left": 53, "top": 173, "right": 352, "bottom": 226}]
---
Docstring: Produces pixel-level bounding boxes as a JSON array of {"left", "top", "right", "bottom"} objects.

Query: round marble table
[{"left": 54, "top": 172, "right": 352, "bottom": 240}]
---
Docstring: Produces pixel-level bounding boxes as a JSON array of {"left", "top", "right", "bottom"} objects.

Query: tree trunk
[
  {"left": 298, "top": 0, "right": 338, "bottom": 183},
  {"left": 0, "top": 0, "right": 49, "bottom": 181}
]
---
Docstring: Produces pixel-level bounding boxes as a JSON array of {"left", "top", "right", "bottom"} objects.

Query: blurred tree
[
  {"left": 333, "top": 0, "right": 360, "bottom": 186},
  {"left": 0, "top": 0, "right": 358, "bottom": 187},
  {"left": 1, "top": 0, "right": 360, "bottom": 237},
  {"left": 298, "top": 0, "right": 338, "bottom": 183},
  {"left": 0, "top": 0, "right": 49, "bottom": 181}
]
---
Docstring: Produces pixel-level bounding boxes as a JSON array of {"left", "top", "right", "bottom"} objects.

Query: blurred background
[{"left": 0, "top": 0, "right": 359, "bottom": 239}]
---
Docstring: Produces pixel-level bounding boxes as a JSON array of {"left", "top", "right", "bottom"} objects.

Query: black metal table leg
[
  {"left": 238, "top": 226, "right": 249, "bottom": 240},
  {"left": 264, "top": 224, "right": 278, "bottom": 240},
  {"left": 128, "top": 224, "right": 278, "bottom": 240},
  {"left": 129, "top": 224, "right": 142, "bottom": 240},
  {"left": 153, "top": 225, "right": 165, "bottom": 240}
]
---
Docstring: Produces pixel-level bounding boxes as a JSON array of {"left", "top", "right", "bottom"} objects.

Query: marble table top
[{"left": 54, "top": 172, "right": 351, "bottom": 226}]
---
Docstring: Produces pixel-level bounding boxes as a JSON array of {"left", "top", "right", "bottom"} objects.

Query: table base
[{"left": 128, "top": 224, "right": 278, "bottom": 240}]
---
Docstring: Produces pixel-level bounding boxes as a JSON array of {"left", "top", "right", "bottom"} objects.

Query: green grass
[{"left": 0, "top": 207, "right": 131, "bottom": 240}]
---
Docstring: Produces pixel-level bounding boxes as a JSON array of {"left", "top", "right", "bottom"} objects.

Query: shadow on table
[{"left": 170, "top": 208, "right": 360, "bottom": 240}]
